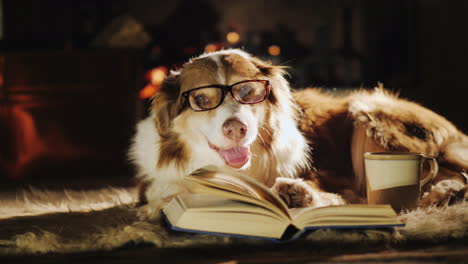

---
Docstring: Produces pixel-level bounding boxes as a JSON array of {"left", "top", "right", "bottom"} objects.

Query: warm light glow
[
  {"left": 141, "top": 66, "right": 167, "bottom": 99},
  {"left": 205, "top": 44, "right": 217, "bottom": 53},
  {"left": 148, "top": 66, "right": 168, "bottom": 85},
  {"left": 268, "top": 45, "right": 281, "bottom": 56},
  {"left": 140, "top": 84, "right": 160, "bottom": 99},
  {"left": 6, "top": 106, "right": 87, "bottom": 179},
  {"left": 226, "top": 31, "right": 240, "bottom": 44}
]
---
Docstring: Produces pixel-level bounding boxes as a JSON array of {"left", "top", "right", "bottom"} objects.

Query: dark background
[{"left": 0, "top": 0, "right": 466, "bottom": 186}]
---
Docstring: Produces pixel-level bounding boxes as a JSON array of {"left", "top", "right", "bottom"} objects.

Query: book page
[
  {"left": 178, "top": 193, "right": 286, "bottom": 221},
  {"left": 185, "top": 179, "right": 288, "bottom": 219},
  {"left": 163, "top": 193, "right": 290, "bottom": 239},
  {"left": 289, "top": 204, "right": 400, "bottom": 229},
  {"left": 187, "top": 167, "right": 290, "bottom": 219}
]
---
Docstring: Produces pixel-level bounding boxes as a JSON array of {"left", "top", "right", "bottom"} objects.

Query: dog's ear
[
  {"left": 151, "top": 73, "right": 180, "bottom": 135},
  {"left": 250, "top": 57, "right": 288, "bottom": 77}
]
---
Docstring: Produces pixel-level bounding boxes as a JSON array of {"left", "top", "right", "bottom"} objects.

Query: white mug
[{"left": 364, "top": 152, "right": 438, "bottom": 212}]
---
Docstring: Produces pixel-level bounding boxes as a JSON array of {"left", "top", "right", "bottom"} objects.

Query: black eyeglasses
[{"left": 181, "top": 80, "right": 270, "bottom": 112}]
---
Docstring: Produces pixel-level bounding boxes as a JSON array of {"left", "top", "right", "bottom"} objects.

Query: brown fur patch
[
  {"left": 258, "top": 102, "right": 274, "bottom": 151},
  {"left": 248, "top": 57, "right": 286, "bottom": 107},
  {"left": 267, "top": 85, "right": 279, "bottom": 106},
  {"left": 180, "top": 58, "right": 219, "bottom": 91},
  {"left": 348, "top": 88, "right": 464, "bottom": 157},
  {"left": 250, "top": 57, "right": 287, "bottom": 77},
  {"left": 157, "top": 131, "right": 190, "bottom": 169},
  {"left": 294, "top": 86, "right": 468, "bottom": 205},
  {"left": 293, "top": 89, "right": 355, "bottom": 194},
  {"left": 151, "top": 75, "right": 182, "bottom": 131},
  {"left": 157, "top": 74, "right": 180, "bottom": 102},
  {"left": 404, "top": 122, "right": 430, "bottom": 141},
  {"left": 150, "top": 73, "right": 190, "bottom": 169},
  {"left": 221, "top": 53, "right": 262, "bottom": 79},
  {"left": 137, "top": 180, "right": 150, "bottom": 205}
]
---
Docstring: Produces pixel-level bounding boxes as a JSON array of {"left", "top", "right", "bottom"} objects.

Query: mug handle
[{"left": 421, "top": 156, "right": 439, "bottom": 187}]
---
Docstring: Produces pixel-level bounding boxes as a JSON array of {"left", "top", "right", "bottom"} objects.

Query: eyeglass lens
[{"left": 187, "top": 81, "right": 267, "bottom": 111}]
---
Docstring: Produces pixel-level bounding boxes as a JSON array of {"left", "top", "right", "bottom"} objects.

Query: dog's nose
[{"left": 222, "top": 117, "right": 247, "bottom": 142}]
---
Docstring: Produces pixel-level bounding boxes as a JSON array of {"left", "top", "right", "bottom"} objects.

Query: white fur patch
[
  {"left": 128, "top": 115, "right": 159, "bottom": 179},
  {"left": 209, "top": 54, "right": 226, "bottom": 85},
  {"left": 196, "top": 49, "right": 252, "bottom": 61}
]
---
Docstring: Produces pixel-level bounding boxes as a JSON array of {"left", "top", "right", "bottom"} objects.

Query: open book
[{"left": 162, "top": 167, "right": 403, "bottom": 240}]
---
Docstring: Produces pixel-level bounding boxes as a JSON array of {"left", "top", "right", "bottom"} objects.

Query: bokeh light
[
  {"left": 140, "top": 66, "right": 168, "bottom": 99},
  {"left": 205, "top": 44, "right": 218, "bottom": 53},
  {"left": 268, "top": 45, "right": 281, "bottom": 56},
  {"left": 139, "top": 84, "right": 159, "bottom": 99},
  {"left": 226, "top": 31, "right": 240, "bottom": 44},
  {"left": 147, "top": 66, "right": 168, "bottom": 85}
]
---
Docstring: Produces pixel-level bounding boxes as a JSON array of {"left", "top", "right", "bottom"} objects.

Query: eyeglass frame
[{"left": 181, "top": 79, "right": 271, "bottom": 112}]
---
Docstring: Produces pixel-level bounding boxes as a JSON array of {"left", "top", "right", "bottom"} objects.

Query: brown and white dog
[{"left": 129, "top": 49, "right": 468, "bottom": 219}]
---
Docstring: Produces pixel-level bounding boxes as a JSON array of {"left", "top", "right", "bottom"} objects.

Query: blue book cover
[{"left": 161, "top": 209, "right": 404, "bottom": 242}]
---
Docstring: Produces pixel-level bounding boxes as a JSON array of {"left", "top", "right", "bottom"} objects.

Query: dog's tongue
[{"left": 218, "top": 146, "right": 250, "bottom": 168}]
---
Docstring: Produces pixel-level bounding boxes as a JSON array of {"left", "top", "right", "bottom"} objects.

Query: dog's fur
[{"left": 129, "top": 49, "right": 468, "bottom": 219}]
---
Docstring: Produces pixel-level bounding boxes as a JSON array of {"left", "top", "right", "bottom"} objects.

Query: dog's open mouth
[{"left": 208, "top": 142, "right": 250, "bottom": 168}]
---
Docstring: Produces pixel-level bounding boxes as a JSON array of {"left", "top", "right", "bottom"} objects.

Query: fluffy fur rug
[{"left": 0, "top": 186, "right": 467, "bottom": 255}]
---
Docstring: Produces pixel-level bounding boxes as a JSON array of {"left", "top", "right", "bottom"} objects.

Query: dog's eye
[
  {"left": 187, "top": 88, "right": 223, "bottom": 111},
  {"left": 194, "top": 94, "right": 211, "bottom": 108},
  {"left": 233, "top": 82, "right": 266, "bottom": 103},
  {"left": 238, "top": 85, "right": 254, "bottom": 99}
]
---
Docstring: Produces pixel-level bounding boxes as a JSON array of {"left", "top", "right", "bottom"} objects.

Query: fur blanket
[{"left": 0, "top": 187, "right": 467, "bottom": 255}]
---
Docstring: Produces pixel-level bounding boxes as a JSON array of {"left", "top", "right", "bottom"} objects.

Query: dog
[{"left": 129, "top": 49, "right": 468, "bottom": 219}]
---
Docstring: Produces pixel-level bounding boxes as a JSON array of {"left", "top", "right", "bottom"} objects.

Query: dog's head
[{"left": 152, "top": 49, "right": 298, "bottom": 173}]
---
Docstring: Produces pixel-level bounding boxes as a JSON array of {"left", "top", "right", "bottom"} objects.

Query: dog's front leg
[
  {"left": 271, "top": 177, "right": 346, "bottom": 208},
  {"left": 137, "top": 177, "right": 184, "bottom": 220}
]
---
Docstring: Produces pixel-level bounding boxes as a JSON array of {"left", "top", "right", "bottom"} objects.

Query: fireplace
[{"left": 0, "top": 50, "right": 142, "bottom": 183}]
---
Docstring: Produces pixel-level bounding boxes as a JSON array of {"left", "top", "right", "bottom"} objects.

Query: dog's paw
[
  {"left": 420, "top": 179, "right": 467, "bottom": 207},
  {"left": 137, "top": 202, "right": 163, "bottom": 221},
  {"left": 271, "top": 178, "right": 314, "bottom": 208},
  {"left": 271, "top": 178, "right": 345, "bottom": 208}
]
